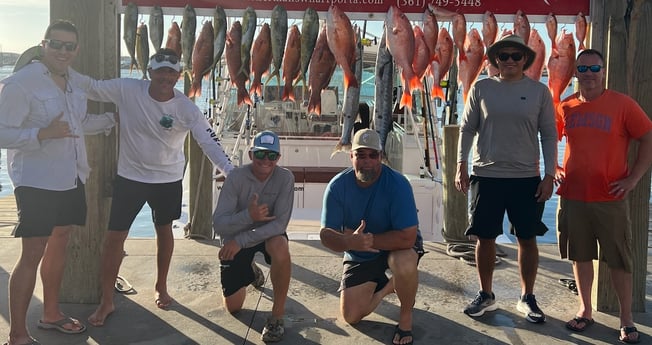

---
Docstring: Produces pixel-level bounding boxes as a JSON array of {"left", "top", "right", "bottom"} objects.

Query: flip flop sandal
[
  {"left": 37, "top": 316, "right": 86, "bottom": 334},
  {"left": 565, "top": 316, "right": 594, "bottom": 332},
  {"left": 392, "top": 325, "right": 414, "bottom": 345},
  {"left": 619, "top": 326, "right": 641, "bottom": 344},
  {"left": 115, "top": 275, "right": 135, "bottom": 294}
]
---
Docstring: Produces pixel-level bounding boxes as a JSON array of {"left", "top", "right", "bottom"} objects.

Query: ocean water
[{"left": 2, "top": 64, "right": 647, "bottom": 243}]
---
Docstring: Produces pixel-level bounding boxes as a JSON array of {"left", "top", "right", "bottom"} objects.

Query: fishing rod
[{"left": 422, "top": 79, "right": 440, "bottom": 170}]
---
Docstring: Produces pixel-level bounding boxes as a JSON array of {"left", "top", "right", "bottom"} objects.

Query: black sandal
[
  {"left": 619, "top": 326, "right": 641, "bottom": 344},
  {"left": 393, "top": 325, "right": 414, "bottom": 345}
]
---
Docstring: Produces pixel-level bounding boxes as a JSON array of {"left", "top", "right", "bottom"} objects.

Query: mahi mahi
[
  {"left": 212, "top": 7, "right": 227, "bottom": 71},
  {"left": 240, "top": 7, "right": 257, "bottom": 78},
  {"left": 123, "top": 2, "right": 138, "bottom": 73},
  {"left": 181, "top": 4, "right": 197, "bottom": 73},
  {"left": 299, "top": 8, "right": 320, "bottom": 89},
  {"left": 268, "top": 5, "right": 288, "bottom": 87},
  {"left": 135, "top": 23, "right": 149, "bottom": 79},
  {"left": 149, "top": 5, "right": 164, "bottom": 52}
]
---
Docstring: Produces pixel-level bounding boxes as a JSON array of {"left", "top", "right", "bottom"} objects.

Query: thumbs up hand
[
  {"left": 346, "top": 220, "right": 378, "bottom": 252},
  {"left": 248, "top": 193, "right": 276, "bottom": 222}
]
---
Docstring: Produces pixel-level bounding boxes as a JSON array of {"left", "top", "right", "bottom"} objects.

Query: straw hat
[{"left": 486, "top": 34, "right": 536, "bottom": 70}]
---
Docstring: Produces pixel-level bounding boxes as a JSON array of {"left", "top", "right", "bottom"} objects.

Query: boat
[{"left": 210, "top": 79, "right": 445, "bottom": 242}]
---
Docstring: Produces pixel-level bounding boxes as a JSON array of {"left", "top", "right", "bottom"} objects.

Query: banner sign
[{"left": 122, "top": 0, "right": 589, "bottom": 17}]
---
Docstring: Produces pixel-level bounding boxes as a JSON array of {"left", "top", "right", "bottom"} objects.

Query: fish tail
[
  {"left": 410, "top": 75, "right": 423, "bottom": 92},
  {"left": 237, "top": 86, "right": 252, "bottom": 106},
  {"left": 554, "top": 99, "right": 564, "bottom": 141},
  {"left": 250, "top": 80, "right": 261, "bottom": 96},
  {"left": 344, "top": 70, "right": 359, "bottom": 90},
  {"left": 399, "top": 90, "right": 412, "bottom": 108},
  {"left": 431, "top": 85, "right": 445, "bottom": 100},
  {"left": 308, "top": 97, "right": 322, "bottom": 116},
  {"left": 577, "top": 42, "right": 585, "bottom": 51},
  {"left": 281, "top": 83, "right": 295, "bottom": 101},
  {"left": 188, "top": 78, "right": 202, "bottom": 98}
]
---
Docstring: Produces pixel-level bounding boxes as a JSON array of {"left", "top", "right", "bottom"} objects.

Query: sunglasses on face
[
  {"left": 497, "top": 52, "right": 524, "bottom": 62},
  {"left": 44, "top": 39, "right": 77, "bottom": 52},
  {"left": 577, "top": 65, "right": 602, "bottom": 73},
  {"left": 353, "top": 151, "right": 381, "bottom": 160},
  {"left": 253, "top": 150, "right": 279, "bottom": 161},
  {"left": 153, "top": 54, "right": 179, "bottom": 65}
]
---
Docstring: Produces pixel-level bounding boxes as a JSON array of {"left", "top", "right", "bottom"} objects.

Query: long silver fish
[
  {"left": 149, "top": 5, "right": 164, "bottom": 52},
  {"left": 334, "top": 27, "right": 362, "bottom": 154},
  {"left": 373, "top": 32, "right": 394, "bottom": 153},
  {"left": 212, "top": 6, "right": 227, "bottom": 71},
  {"left": 123, "top": 2, "right": 138, "bottom": 72},
  {"left": 240, "top": 6, "right": 256, "bottom": 79},
  {"left": 181, "top": 4, "right": 197, "bottom": 73},
  {"left": 299, "top": 8, "right": 319, "bottom": 88},
  {"left": 268, "top": 5, "right": 288, "bottom": 86},
  {"left": 135, "top": 23, "right": 149, "bottom": 79}
]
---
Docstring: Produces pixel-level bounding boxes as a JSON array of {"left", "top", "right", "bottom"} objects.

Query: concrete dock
[{"left": 0, "top": 237, "right": 650, "bottom": 345}]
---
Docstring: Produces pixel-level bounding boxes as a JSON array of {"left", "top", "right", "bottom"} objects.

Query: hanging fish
[
  {"left": 188, "top": 21, "right": 214, "bottom": 98},
  {"left": 165, "top": 21, "right": 182, "bottom": 59},
  {"left": 326, "top": 5, "right": 358, "bottom": 91},
  {"left": 307, "top": 25, "right": 337, "bottom": 116},
  {"left": 514, "top": 10, "right": 531, "bottom": 45},
  {"left": 386, "top": 5, "right": 420, "bottom": 108},
  {"left": 524, "top": 29, "right": 546, "bottom": 81},
  {"left": 430, "top": 27, "right": 453, "bottom": 100},
  {"left": 240, "top": 7, "right": 256, "bottom": 78},
  {"left": 281, "top": 25, "right": 302, "bottom": 102},
  {"left": 149, "top": 5, "right": 164, "bottom": 52},
  {"left": 422, "top": 8, "right": 439, "bottom": 64},
  {"left": 123, "top": 2, "right": 138, "bottom": 72},
  {"left": 546, "top": 13, "right": 558, "bottom": 54},
  {"left": 481, "top": 11, "right": 498, "bottom": 50},
  {"left": 299, "top": 8, "right": 320, "bottom": 89},
  {"left": 547, "top": 30, "right": 576, "bottom": 138},
  {"left": 458, "top": 28, "right": 484, "bottom": 103},
  {"left": 268, "top": 5, "right": 288, "bottom": 86},
  {"left": 135, "top": 23, "right": 149, "bottom": 79},
  {"left": 181, "top": 4, "right": 196, "bottom": 73},
  {"left": 212, "top": 7, "right": 227, "bottom": 71},
  {"left": 334, "top": 26, "right": 362, "bottom": 154},
  {"left": 225, "top": 21, "right": 252, "bottom": 106},
  {"left": 575, "top": 12, "right": 587, "bottom": 51},
  {"left": 429, "top": 5, "right": 466, "bottom": 62},
  {"left": 413, "top": 26, "right": 431, "bottom": 82},
  {"left": 374, "top": 32, "right": 394, "bottom": 152},
  {"left": 250, "top": 23, "right": 273, "bottom": 97}
]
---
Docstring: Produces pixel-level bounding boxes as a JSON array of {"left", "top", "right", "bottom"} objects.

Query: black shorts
[
  {"left": 340, "top": 240, "right": 425, "bottom": 292},
  {"left": 13, "top": 180, "right": 86, "bottom": 237},
  {"left": 220, "top": 236, "right": 287, "bottom": 297},
  {"left": 108, "top": 175, "right": 182, "bottom": 231},
  {"left": 465, "top": 176, "right": 548, "bottom": 240}
]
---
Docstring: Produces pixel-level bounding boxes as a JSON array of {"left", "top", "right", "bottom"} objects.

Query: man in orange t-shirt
[{"left": 556, "top": 49, "right": 652, "bottom": 344}]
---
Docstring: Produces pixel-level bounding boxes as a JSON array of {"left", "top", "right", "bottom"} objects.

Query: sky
[{"left": 0, "top": 1, "right": 49, "bottom": 54}]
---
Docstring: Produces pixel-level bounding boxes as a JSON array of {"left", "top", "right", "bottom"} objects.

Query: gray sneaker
[
  {"left": 464, "top": 291, "right": 497, "bottom": 317},
  {"left": 517, "top": 294, "right": 546, "bottom": 323},
  {"left": 251, "top": 261, "right": 265, "bottom": 289},
  {"left": 261, "top": 317, "right": 284, "bottom": 342}
]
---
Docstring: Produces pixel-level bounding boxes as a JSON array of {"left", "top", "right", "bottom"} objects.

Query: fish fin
[
  {"left": 344, "top": 70, "right": 359, "bottom": 90},
  {"left": 281, "top": 83, "right": 295, "bottom": 101},
  {"left": 554, "top": 99, "right": 564, "bottom": 141}
]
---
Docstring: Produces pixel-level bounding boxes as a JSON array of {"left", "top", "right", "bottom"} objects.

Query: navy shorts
[
  {"left": 13, "top": 180, "right": 86, "bottom": 237},
  {"left": 465, "top": 176, "right": 548, "bottom": 240},
  {"left": 219, "top": 235, "right": 289, "bottom": 297},
  {"left": 108, "top": 175, "right": 182, "bottom": 231}
]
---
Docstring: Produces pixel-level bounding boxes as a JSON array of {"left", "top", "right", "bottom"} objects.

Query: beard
[{"left": 356, "top": 168, "right": 378, "bottom": 183}]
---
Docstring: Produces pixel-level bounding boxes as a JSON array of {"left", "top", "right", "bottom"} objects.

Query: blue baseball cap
[{"left": 251, "top": 130, "right": 280, "bottom": 153}]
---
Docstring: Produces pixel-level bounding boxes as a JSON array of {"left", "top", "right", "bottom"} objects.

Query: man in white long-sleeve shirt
[
  {"left": 0, "top": 20, "right": 116, "bottom": 345},
  {"left": 213, "top": 131, "right": 294, "bottom": 342},
  {"left": 81, "top": 48, "right": 234, "bottom": 327}
]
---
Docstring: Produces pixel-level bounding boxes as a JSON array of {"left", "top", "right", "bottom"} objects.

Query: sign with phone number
[{"left": 123, "top": 0, "right": 588, "bottom": 17}]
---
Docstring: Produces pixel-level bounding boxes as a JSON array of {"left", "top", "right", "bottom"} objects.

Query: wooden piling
[{"left": 442, "top": 125, "right": 468, "bottom": 242}]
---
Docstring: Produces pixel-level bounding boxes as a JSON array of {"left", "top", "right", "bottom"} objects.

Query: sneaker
[
  {"left": 464, "top": 291, "right": 497, "bottom": 317},
  {"left": 251, "top": 262, "right": 265, "bottom": 289},
  {"left": 261, "top": 317, "right": 284, "bottom": 342},
  {"left": 517, "top": 294, "right": 546, "bottom": 323}
]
